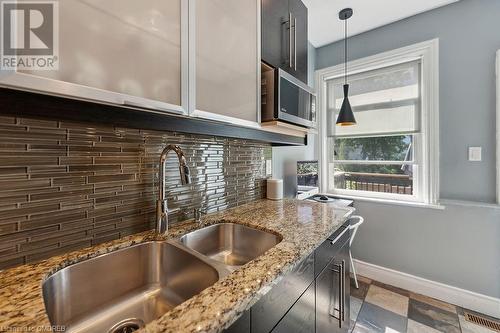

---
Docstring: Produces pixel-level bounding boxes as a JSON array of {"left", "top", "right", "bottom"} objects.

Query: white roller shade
[{"left": 328, "top": 60, "right": 421, "bottom": 137}]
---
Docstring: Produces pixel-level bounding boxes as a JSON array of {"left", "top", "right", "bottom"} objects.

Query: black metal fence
[{"left": 334, "top": 172, "right": 413, "bottom": 195}]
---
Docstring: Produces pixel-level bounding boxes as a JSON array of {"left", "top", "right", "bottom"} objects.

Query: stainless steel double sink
[{"left": 42, "top": 223, "right": 282, "bottom": 333}]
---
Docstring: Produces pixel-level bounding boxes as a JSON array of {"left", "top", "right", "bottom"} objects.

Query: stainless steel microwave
[{"left": 261, "top": 68, "right": 316, "bottom": 128}]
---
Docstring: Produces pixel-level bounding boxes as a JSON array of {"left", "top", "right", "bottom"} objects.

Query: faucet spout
[{"left": 156, "top": 145, "right": 191, "bottom": 235}]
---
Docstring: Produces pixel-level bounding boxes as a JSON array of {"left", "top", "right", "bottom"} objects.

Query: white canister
[{"left": 267, "top": 179, "right": 283, "bottom": 200}]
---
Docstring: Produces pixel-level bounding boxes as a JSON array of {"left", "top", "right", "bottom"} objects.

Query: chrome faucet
[
  {"left": 156, "top": 145, "right": 191, "bottom": 235},
  {"left": 194, "top": 207, "right": 206, "bottom": 225}
]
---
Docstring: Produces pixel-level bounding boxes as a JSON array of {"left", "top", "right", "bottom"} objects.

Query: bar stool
[{"left": 349, "top": 215, "right": 364, "bottom": 289}]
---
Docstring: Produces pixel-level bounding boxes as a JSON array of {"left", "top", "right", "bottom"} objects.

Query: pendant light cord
[{"left": 344, "top": 18, "right": 348, "bottom": 85}]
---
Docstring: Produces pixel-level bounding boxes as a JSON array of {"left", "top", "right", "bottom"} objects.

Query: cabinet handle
[
  {"left": 328, "top": 264, "right": 343, "bottom": 328},
  {"left": 330, "top": 226, "right": 349, "bottom": 245},
  {"left": 289, "top": 12, "right": 293, "bottom": 68},
  {"left": 294, "top": 17, "right": 297, "bottom": 71},
  {"left": 340, "top": 260, "right": 345, "bottom": 322}
]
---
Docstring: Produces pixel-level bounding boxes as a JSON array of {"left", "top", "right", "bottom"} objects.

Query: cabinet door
[
  {"left": 251, "top": 253, "right": 314, "bottom": 333},
  {"left": 340, "top": 242, "right": 351, "bottom": 330},
  {"left": 4, "top": 0, "right": 185, "bottom": 113},
  {"left": 261, "top": 0, "right": 289, "bottom": 69},
  {"left": 288, "top": 0, "right": 308, "bottom": 83},
  {"left": 223, "top": 310, "right": 250, "bottom": 333},
  {"left": 271, "top": 282, "right": 315, "bottom": 333},
  {"left": 315, "top": 226, "right": 350, "bottom": 278},
  {"left": 195, "top": 0, "right": 259, "bottom": 126},
  {"left": 316, "top": 242, "right": 350, "bottom": 333}
]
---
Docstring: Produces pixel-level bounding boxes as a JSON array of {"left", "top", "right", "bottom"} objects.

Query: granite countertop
[{"left": 0, "top": 199, "right": 354, "bottom": 333}]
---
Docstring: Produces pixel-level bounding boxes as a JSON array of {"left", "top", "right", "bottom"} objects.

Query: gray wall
[
  {"left": 315, "top": 0, "right": 500, "bottom": 298},
  {"left": 353, "top": 200, "right": 500, "bottom": 299},
  {"left": 272, "top": 42, "right": 318, "bottom": 197},
  {"left": 317, "top": 0, "right": 500, "bottom": 203}
]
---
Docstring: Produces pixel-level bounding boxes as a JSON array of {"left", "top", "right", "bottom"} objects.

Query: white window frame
[{"left": 316, "top": 39, "right": 440, "bottom": 205}]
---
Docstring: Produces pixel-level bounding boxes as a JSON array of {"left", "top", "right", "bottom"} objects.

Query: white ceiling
[{"left": 302, "top": 0, "right": 460, "bottom": 47}]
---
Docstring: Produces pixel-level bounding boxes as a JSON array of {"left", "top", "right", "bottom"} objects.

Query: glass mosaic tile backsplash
[{"left": 0, "top": 115, "right": 270, "bottom": 269}]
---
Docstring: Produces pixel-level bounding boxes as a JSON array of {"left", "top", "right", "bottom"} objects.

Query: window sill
[
  {"left": 439, "top": 199, "right": 500, "bottom": 210},
  {"left": 324, "top": 193, "right": 446, "bottom": 210}
]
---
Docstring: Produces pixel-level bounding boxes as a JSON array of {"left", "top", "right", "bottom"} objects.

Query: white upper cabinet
[
  {"left": 193, "top": 0, "right": 260, "bottom": 127},
  {"left": 0, "top": 0, "right": 261, "bottom": 125},
  {"left": 0, "top": 0, "right": 187, "bottom": 114}
]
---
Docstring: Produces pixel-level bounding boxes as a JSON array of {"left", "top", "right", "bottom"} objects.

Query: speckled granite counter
[{"left": 0, "top": 199, "right": 354, "bottom": 333}]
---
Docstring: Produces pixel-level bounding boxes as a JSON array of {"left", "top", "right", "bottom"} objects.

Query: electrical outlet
[
  {"left": 468, "top": 147, "right": 482, "bottom": 161},
  {"left": 266, "top": 159, "right": 272, "bottom": 175}
]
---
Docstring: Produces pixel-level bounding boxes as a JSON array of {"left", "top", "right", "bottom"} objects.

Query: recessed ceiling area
[{"left": 302, "top": 0, "right": 460, "bottom": 47}]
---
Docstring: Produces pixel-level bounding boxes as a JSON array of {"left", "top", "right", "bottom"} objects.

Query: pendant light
[{"left": 336, "top": 8, "right": 357, "bottom": 126}]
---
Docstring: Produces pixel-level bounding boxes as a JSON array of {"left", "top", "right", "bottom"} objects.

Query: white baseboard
[{"left": 353, "top": 259, "right": 500, "bottom": 319}]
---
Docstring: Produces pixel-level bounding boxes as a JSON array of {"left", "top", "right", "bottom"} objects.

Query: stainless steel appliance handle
[
  {"left": 329, "top": 264, "right": 343, "bottom": 328},
  {"left": 289, "top": 12, "right": 293, "bottom": 68},
  {"left": 294, "top": 17, "right": 297, "bottom": 71}
]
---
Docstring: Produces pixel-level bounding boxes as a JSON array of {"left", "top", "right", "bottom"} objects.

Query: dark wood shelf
[{"left": 0, "top": 88, "right": 306, "bottom": 146}]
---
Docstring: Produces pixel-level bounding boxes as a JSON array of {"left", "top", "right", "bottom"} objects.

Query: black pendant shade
[
  {"left": 336, "top": 8, "right": 357, "bottom": 126},
  {"left": 337, "top": 84, "right": 356, "bottom": 126}
]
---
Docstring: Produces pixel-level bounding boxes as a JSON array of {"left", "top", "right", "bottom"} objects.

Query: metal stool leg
[{"left": 350, "top": 249, "right": 359, "bottom": 289}]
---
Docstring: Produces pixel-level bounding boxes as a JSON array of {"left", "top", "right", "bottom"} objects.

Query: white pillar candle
[{"left": 267, "top": 179, "right": 283, "bottom": 200}]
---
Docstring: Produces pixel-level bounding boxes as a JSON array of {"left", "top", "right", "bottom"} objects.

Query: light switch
[
  {"left": 468, "top": 147, "right": 482, "bottom": 161},
  {"left": 266, "top": 159, "right": 272, "bottom": 175}
]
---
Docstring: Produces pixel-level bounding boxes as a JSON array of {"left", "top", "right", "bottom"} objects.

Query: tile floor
[{"left": 349, "top": 275, "right": 499, "bottom": 333}]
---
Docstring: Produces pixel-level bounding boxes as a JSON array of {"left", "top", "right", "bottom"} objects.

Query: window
[
  {"left": 332, "top": 135, "right": 415, "bottom": 195},
  {"left": 317, "top": 40, "right": 439, "bottom": 204}
]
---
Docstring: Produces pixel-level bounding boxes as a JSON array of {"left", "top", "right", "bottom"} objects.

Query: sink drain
[{"left": 108, "top": 318, "right": 145, "bottom": 333}]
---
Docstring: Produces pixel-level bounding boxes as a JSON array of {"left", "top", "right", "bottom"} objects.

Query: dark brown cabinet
[
  {"left": 316, "top": 238, "right": 351, "bottom": 333},
  {"left": 261, "top": 0, "right": 288, "bottom": 70},
  {"left": 225, "top": 221, "right": 351, "bottom": 333},
  {"left": 251, "top": 252, "right": 314, "bottom": 333},
  {"left": 288, "top": 0, "right": 308, "bottom": 82},
  {"left": 315, "top": 224, "right": 350, "bottom": 278},
  {"left": 261, "top": 0, "right": 308, "bottom": 83},
  {"left": 223, "top": 310, "right": 250, "bottom": 333},
  {"left": 271, "top": 282, "right": 315, "bottom": 333}
]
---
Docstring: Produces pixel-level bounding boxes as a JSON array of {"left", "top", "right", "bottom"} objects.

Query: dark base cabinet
[
  {"left": 223, "top": 310, "right": 250, "bottom": 333},
  {"left": 271, "top": 282, "right": 315, "bottom": 333},
  {"left": 316, "top": 238, "right": 351, "bottom": 333},
  {"left": 225, "top": 221, "right": 351, "bottom": 333},
  {"left": 252, "top": 253, "right": 314, "bottom": 333}
]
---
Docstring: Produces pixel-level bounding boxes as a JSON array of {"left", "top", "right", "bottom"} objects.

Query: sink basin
[
  {"left": 179, "top": 223, "right": 282, "bottom": 267},
  {"left": 42, "top": 241, "right": 219, "bottom": 333}
]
